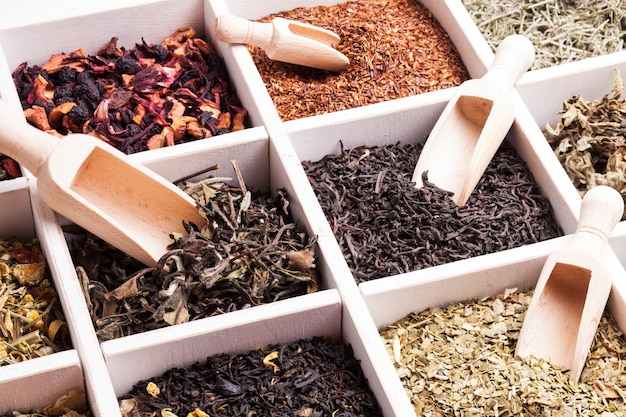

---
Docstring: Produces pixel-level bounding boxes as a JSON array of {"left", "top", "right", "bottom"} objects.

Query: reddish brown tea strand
[
  {"left": 251, "top": 0, "right": 470, "bottom": 121},
  {"left": 12, "top": 27, "right": 250, "bottom": 155},
  {"left": 303, "top": 142, "right": 563, "bottom": 283}
]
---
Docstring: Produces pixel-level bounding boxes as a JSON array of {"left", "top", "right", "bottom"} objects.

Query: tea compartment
[{"left": 0, "top": 179, "right": 88, "bottom": 414}]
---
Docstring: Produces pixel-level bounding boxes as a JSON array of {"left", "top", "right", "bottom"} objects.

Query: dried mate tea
[
  {"left": 0, "top": 237, "right": 71, "bottom": 366},
  {"left": 251, "top": 0, "right": 470, "bottom": 121},
  {"left": 69, "top": 167, "right": 318, "bottom": 341},
  {"left": 462, "top": 0, "right": 626, "bottom": 70},
  {"left": 303, "top": 142, "right": 563, "bottom": 283},
  {"left": 3, "top": 388, "right": 90, "bottom": 417},
  {"left": 545, "top": 70, "right": 626, "bottom": 217},
  {"left": 118, "top": 337, "right": 383, "bottom": 417},
  {"left": 12, "top": 27, "right": 249, "bottom": 156},
  {"left": 380, "top": 288, "right": 626, "bottom": 415}
]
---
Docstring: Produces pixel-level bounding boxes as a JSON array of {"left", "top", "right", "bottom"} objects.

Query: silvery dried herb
[
  {"left": 462, "top": 0, "right": 626, "bottom": 70},
  {"left": 69, "top": 170, "right": 318, "bottom": 341},
  {"left": 303, "top": 142, "right": 563, "bottom": 283},
  {"left": 380, "top": 288, "right": 626, "bottom": 415},
  {"left": 12, "top": 27, "right": 249, "bottom": 155},
  {"left": 0, "top": 238, "right": 71, "bottom": 366},
  {"left": 118, "top": 337, "right": 383, "bottom": 417}
]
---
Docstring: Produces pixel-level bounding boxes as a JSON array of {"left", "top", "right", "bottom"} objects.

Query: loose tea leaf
[
  {"left": 252, "top": 0, "right": 470, "bottom": 121},
  {"left": 0, "top": 238, "right": 71, "bottom": 366},
  {"left": 545, "top": 70, "right": 626, "bottom": 217},
  {"left": 118, "top": 337, "right": 383, "bottom": 417},
  {"left": 380, "top": 288, "right": 626, "bottom": 415},
  {"left": 12, "top": 27, "right": 249, "bottom": 155},
  {"left": 462, "top": 0, "right": 626, "bottom": 70},
  {"left": 303, "top": 142, "right": 563, "bottom": 283},
  {"left": 69, "top": 171, "right": 318, "bottom": 341}
]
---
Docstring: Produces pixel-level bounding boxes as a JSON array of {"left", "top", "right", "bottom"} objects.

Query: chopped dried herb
[
  {"left": 12, "top": 27, "right": 250, "bottom": 155},
  {"left": 0, "top": 238, "right": 71, "bottom": 366},
  {"left": 251, "top": 0, "right": 470, "bottom": 121},
  {"left": 69, "top": 170, "right": 318, "bottom": 341},
  {"left": 462, "top": 0, "right": 626, "bottom": 70},
  {"left": 118, "top": 337, "right": 383, "bottom": 417},
  {"left": 380, "top": 288, "right": 626, "bottom": 415},
  {"left": 545, "top": 69, "right": 626, "bottom": 218},
  {"left": 303, "top": 142, "right": 563, "bottom": 283}
]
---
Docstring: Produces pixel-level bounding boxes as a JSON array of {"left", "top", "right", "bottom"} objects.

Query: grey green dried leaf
[{"left": 544, "top": 70, "right": 626, "bottom": 217}]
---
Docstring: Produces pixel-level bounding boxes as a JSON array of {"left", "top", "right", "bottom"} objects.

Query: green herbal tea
[{"left": 380, "top": 288, "right": 626, "bottom": 415}]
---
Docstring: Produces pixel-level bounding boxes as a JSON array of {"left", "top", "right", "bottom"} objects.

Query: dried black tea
[
  {"left": 69, "top": 168, "right": 318, "bottom": 341},
  {"left": 118, "top": 337, "right": 383, "bottom": 417},
  {"left": 0, "top": 238, "right": 71, "bottom": 366},
  {"left": 303, "top": 142, "right": 563, "bottom": 283},
  {"left": 12, "top": 27, "right": 249, "bottom": 155}
]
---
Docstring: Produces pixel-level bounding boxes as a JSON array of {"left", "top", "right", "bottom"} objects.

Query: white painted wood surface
[{"left": 0, "top": 0, "right": 625, "bottom": 416}]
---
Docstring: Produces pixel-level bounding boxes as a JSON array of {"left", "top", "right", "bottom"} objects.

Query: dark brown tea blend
[
  {"left": 118, "top": 337, "right": 383, "bottom": 417},
  {"left": 69, "top": 176, "right": 318, "bottom": 341},
  {"left": 12, "top": 27, "right": 249, "bottom": 155},
  {"left": 303, "top": 142, "right": 563, "bottom": 283}
]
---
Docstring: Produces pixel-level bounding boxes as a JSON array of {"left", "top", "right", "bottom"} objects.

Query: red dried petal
[
  {"left": 2, "top": 158, "right": 21, "bottom": 178},
  {"left": 13, "top": 246, "right": 44, "bottom": 264}
]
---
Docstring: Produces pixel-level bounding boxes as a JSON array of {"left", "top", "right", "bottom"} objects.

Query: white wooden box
[{"left": 0, "top": 0, "right": 625, "bottom": 416}]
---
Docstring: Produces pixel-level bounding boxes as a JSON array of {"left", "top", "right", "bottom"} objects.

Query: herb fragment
[
  {"left": 118, "top": 337, "right": 383, "bottom": 417},
  {"left": 380, "top": 288, "right": 626, "bottom": 415},
  {"left": 303, "top": 142, "right": 563, "bottom": 283},
  {"left": 0, "top": 238, "right": 71, "bottom": 366},
  {"left": 69, "top": 171, "right": 318, "bottom": 341}
]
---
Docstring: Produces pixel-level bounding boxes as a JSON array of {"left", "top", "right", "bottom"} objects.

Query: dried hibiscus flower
[{"left": 12, "top": 27, "right": 249, "bottom": 155}]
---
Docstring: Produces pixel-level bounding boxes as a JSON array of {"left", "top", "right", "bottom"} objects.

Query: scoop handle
[
  {"left": 484, "top": 34, "right": 535, "bottom": 87},
  {"left": 214, "top": 14, "right": 273, "bottom": 50},
  {"left": 572, "top": 185, "right": 624, "bottom": 251},
  {"left": 0, "top": 99, "right": 58, "bottom": 177}
]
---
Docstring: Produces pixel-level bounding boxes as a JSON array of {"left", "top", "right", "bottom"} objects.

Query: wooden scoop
[
  {"left": 516, "top": 185, "right": 624, "bottom": 383},
  {"left": 412, "top": 35, "right": 535, "bottom": 206},
  {"left": 0, "top": 100, "right": 205, "bottom": 267},
  {"left": 214, "top": 14, "right": 349, "bottom": 72}
]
